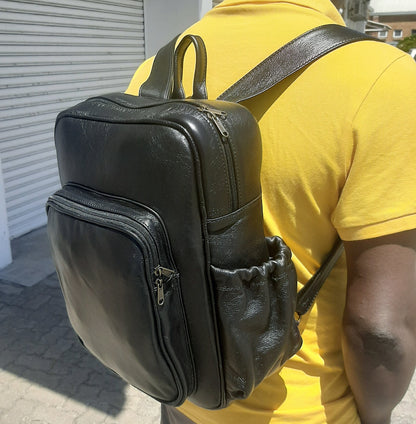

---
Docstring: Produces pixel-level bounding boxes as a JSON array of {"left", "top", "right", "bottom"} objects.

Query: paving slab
[
  {"left": 0, "top": 227, "right": 55, "bottom": 287},
  {"left": 0, "top": 273, "right": 160, "bottom": 424}
]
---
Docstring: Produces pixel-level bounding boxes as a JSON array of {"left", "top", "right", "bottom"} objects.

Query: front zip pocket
[{"left": 46, "top": 184, "right": 195, "bottom": 405}]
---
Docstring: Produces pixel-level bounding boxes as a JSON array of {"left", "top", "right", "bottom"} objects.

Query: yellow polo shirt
[{"left": 126, "top": 1, "right": 416, "bottom": 422}]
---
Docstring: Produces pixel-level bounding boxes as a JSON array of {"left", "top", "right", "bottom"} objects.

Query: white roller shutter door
[{"left": 0, "top": 0, "right": 144, "bottom": 238}]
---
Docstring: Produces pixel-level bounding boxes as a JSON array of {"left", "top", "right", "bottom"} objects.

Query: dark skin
[
  {"left": 343, "top": 230, "right": 416, "bottom": 424},
  {"left": 331, "top": 1, "right": 416, "bottom": 417}
]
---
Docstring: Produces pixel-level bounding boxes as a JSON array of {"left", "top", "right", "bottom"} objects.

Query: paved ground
[
  {"left": 0, "top": 226, "right": 415, "bottom": 423},
  {"left": 0, "top": 227, "right": 160, "bottom": 424}
]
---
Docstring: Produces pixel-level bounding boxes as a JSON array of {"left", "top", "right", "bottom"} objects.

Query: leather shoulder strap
[
  {"left": 296, "top": 240, "right": 344, "bottom": 317},
  {"left": 217, "top": 25, "right": 377, "bottom": 314},
  {"left": 218, "top": 24, "right": 378, "bottom": 103}
]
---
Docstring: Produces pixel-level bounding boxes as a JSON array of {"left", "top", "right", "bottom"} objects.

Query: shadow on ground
[{"left": 0, "top": 274, "right": 127, "bottom": 416}]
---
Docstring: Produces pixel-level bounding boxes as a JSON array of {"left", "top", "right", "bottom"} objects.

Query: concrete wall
[
  {"left": 343, "top": 0, "right": 370, "bottom": 32},
  {"left": 144, "top": 0, "right": 212, "bottom": 58}
]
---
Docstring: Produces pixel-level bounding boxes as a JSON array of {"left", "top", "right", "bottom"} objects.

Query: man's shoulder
[{"left": 336, "top": 39, "right": 413, "bottom": 76}]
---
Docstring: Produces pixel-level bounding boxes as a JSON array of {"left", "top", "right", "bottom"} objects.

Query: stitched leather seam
[{"left": 206, "top": 194, "right": 261, "bottom": 224}]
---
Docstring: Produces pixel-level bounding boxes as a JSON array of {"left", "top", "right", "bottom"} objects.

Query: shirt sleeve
[{"left": 333, "top": 54, "right": 416, "bottom": 241}]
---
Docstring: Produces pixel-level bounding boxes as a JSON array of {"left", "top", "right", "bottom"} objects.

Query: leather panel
[
  {"left": 207, "top": 196, "right": 268, "bottom": 269},
  {"left": 47, "top": 209, "right": 183, "bottom": 402},
  {"left": 55, "top": 113, "right": 225, "bottom": 408}
]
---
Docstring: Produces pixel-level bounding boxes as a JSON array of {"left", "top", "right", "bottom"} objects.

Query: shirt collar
[{"left": 217, "top": 0, "right": 344, "bottom": 25}]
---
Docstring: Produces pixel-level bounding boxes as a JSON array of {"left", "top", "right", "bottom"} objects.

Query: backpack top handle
[{"left": 139, "top": 34, "right": 208, "bottom": 100}]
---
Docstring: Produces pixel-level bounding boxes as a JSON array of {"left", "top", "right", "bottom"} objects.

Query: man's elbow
[{"left": 342, "top": 315, "right": 413, "bottom": 372}]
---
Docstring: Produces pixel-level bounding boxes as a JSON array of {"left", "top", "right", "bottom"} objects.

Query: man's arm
[{"left": 343, "top": 230, "right": 416, "bottom": 424}]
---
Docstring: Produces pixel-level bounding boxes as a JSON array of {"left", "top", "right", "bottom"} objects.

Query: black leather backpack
[{"left": 46, "top": 25, "right": 374, "bottom": 409}]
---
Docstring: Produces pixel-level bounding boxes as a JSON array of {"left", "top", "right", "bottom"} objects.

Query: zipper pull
[
  {"left": 154, "top": 266, "right": 176, "bottom": 307},
  {"left": 154, "top": 266, "right": 175, "bottom": 278},
  {"left": 199, "top": 106, "right": 229, "bottom": 140},
  {"left": 155, "top": 278, "right": 165, "bottom": 306}
]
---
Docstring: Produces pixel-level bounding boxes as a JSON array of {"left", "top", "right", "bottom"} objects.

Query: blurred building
[
  {"left": 341, "top": 0, "right": 372, "bottom": 32},
  {"left": 367, "top": 0, "right": 416, "bottom": 45}
]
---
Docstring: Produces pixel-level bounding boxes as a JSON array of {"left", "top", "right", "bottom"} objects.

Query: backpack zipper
[
  {"left": 198, "top": 105, "right": 239, "bottom": 210},
  {"left": 154, "top": 266, "right": 176, "bottom": 306}
]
